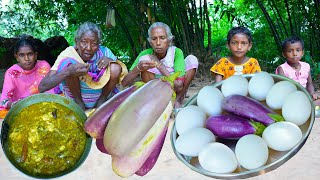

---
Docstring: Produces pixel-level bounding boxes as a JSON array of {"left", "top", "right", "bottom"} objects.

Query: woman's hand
[
  {"left": 149, "top": 54, "right": 167, "bottom": 70},
  {"left": 67, "top": 63, "right": 90, "bottom": 77},
  {"left": 137, "top": 61, "right": 156, "bottom": 71},
  {"left": 148, "top": 54, "right": 161, "bottom": 64},
  {"left": 147, "top": 54, "right": 170, "bottom": 76},
  {"left": 148, "top": 54, "right": 164, "bottom": 68},
  {"left": 97, "top": 57, "right": 113, "bottom": 70}
]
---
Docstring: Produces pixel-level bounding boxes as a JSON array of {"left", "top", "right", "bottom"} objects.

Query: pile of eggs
[{"left": 173, "top": 72, "right": 312, "bottom": 174}]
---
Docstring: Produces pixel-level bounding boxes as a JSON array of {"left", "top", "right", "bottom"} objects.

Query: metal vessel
[
  {"left": 171, "top": 74, "right": 315, "bottom": 179},
  {"left": 0, "top": 93, "right": 92, "bottom": 179}
]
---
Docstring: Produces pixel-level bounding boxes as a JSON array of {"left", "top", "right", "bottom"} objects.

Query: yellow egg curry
[{"left": 7, "top": 102, "right": 87, "bottom": 176}]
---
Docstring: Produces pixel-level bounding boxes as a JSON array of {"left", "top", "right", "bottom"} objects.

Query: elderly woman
[
  {"left": 39, "top": 22, "right": 127, "bottom": 110},
  {"left": 122, "top": 22, "right": 198, "bottom": 108}
]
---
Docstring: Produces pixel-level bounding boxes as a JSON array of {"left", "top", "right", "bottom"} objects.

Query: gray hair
[
  {"left": 75, "top": 22, "right": 102, "bottom": 43},
  {"left": 147, "top": 22, "right": 174, "bottom": 45}
]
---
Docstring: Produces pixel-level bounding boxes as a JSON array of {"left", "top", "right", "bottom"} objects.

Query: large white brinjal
[
  {"left": 104, "top": 78, "right": 174, "bottom": 157},
  {"left": 135, "top": 127, "right": 168, "bottom": 176},
  {"left": 84, "top": 83, "right": 143, "bottom": 138},
  {"left": 111, "top": 102, "right": 172, "bottom": 177}
]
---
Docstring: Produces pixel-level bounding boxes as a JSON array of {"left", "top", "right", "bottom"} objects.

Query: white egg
[
  {"left": 199, "top": 142, "right": 238, "bottom": 173},
  {"left": 175, "top": 128, "right": 215, "bottom": 157},
  {"left": 282, "top": 91, "right": 311, "bottom": 126},
  {"left": 248, "top": 72, "right": 274, "bottom": 101},
  {"left": 262, "top": 122, "right": 302, "bottom": 151},
  {"left": 221, "top": 75, "right": 248, "bottom": 97},
  {"left": 197, "top": 86, "right": 224, "bottom": 116},
  {"left": 175, "top": 105, "right": 207, "bottom": 135},
  {"left": 235, "top": 135, "right": 268, "bottom": 170},
  {"left": 266, "top": 81, "right": 297, "bottom": 110}
]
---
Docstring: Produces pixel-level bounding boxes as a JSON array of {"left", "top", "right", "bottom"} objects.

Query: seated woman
[
  {"left": 121, "top": 22, "right": 198, "bottom": 108},
  {"left": 39, "top": 22, "right": 127, "bottom": 110},
  {"left": 0, "top": 38, "right": 54, "bottom": 118}
]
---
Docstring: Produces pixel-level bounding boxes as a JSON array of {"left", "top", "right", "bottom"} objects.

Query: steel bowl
[
  {"left": 171, "top": 73, "right": 315, "bottom": 179},
  {"left": 0, "top": 94, "right": 92, "bottom": 179}
]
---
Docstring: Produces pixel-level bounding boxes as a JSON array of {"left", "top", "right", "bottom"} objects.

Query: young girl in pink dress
[
  {"left": 276, "top": 36, "right": 320, "bottom": 106},
  {"left": 0, "top": 38, "right": 53, "bottom": 116}
]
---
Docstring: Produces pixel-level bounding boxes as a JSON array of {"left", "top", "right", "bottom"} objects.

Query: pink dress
[
  {"left": 276, "top": 61, "right": 310, "bottom": 88},
  {"left": 0, "top": 60, "right": 54, "bottom": 110}
]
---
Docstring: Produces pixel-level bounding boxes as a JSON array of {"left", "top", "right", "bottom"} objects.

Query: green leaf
[
  {"left": 249, "top": 121, "right": 266, "bottom": 136},
  {"left": 160, "top": 72, "right": 180, "bottom": 102},
  {"left": 133, "top": 81, "right": 145, "bottom": 89},
  {"left": 161, "top": 71, "right": 181, "bottom": 88},
  {"left": 268, "top": 113, "right": 285, "bottom": 122}
]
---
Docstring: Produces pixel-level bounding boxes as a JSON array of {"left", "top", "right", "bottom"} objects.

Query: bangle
[
  {"left": 11, "top": 101, "right": 16, "bottom": 108},
  {"left": 136, "top": 65, "right": 142, "bottom": 72}
]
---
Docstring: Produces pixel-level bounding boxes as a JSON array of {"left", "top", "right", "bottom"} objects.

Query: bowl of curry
[{"left": 0, "top": 94, "right": 92, "bottom": 179}]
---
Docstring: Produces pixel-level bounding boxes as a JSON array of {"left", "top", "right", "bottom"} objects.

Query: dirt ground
[{"left": 183, "top": 76, "right": 214, "bottom": 102}]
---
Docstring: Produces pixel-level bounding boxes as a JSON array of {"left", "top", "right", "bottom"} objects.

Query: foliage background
[{"left": 0, "top": 0, "right": 319, "bottom": 78}]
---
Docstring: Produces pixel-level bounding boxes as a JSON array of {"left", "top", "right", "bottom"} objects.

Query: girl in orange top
[{"left": 210, "top": 26, "right": 261, "bottom": 82}]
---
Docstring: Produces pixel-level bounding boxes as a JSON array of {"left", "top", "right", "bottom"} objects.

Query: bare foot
[
  {"left": 174, "top": 92, "right": 186, "bottom": 109},
  {"left": 174, "top": 101, "right": 182, "bottom": 109}
]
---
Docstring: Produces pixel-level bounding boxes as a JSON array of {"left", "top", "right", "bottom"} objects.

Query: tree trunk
[
  {"left": 269, "top": 0, "right": 288, "bottom": 37},
  {"left": 199, "top": 0, "right": 203, "bottom": 33},
  {"left": 256, "top": 0, "right": 282, "bottom": 51},
  {"left": 284, "top": 0, "right": 294, "bottom": 35},
  {"left": 204, "top": 0, "right": 212, "bottom": 58}
]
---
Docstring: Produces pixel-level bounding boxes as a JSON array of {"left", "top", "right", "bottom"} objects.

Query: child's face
[
  {"left": 282, "top": 42, "right": 304, "bottom": 63},
  {"left": 227, "top": 33, "right": 252, "bottom": 59},
  {"left": 15, "top": 45, "right": 37, "bottom": 70}
]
